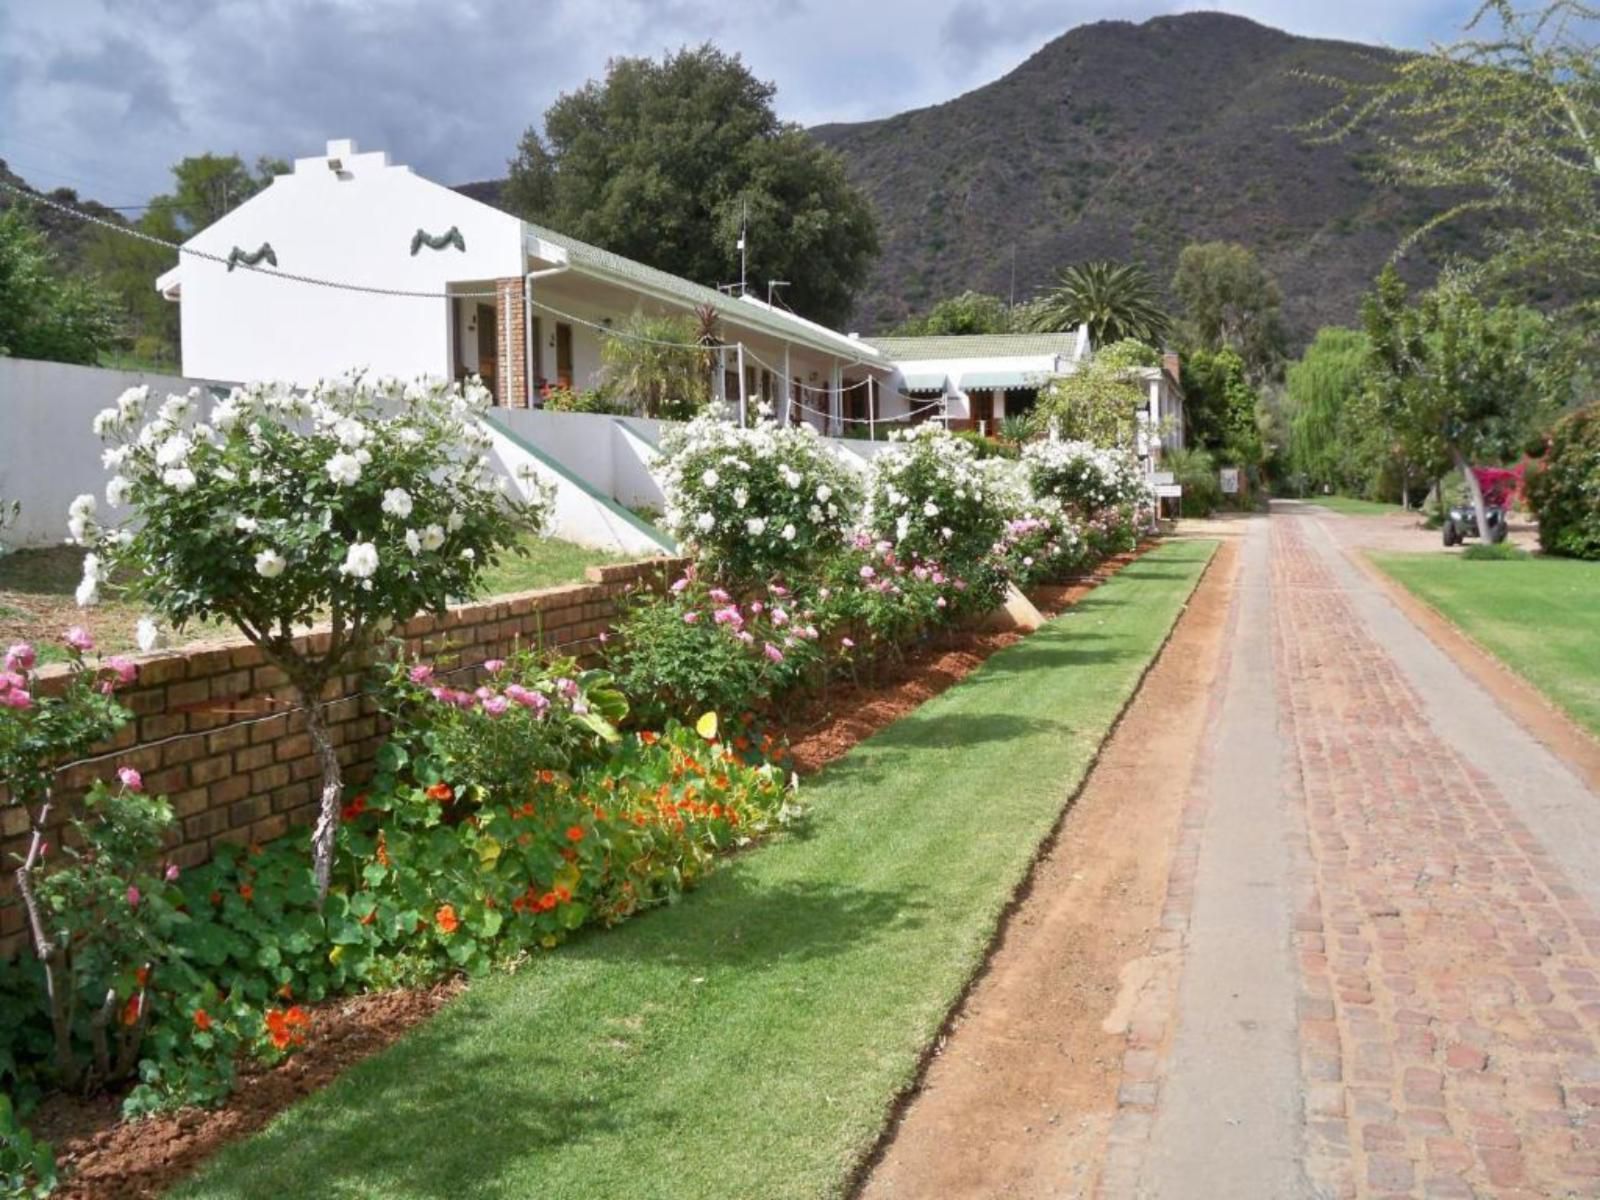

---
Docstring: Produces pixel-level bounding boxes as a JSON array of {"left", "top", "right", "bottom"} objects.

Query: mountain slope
[{"left": 811, "top": 12, "right": 1462, "bottom": 342}]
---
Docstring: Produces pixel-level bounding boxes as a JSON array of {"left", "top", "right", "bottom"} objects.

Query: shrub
[
  {"left": 541, "top": 386, "right": 622, "bottom": 414},
  {"left": 1527, "top": 403, "right": 1600, "bottom": 560},
  {"left": 864, "top": 425, "right": 1009, "bottom": 605},
  {"left": 1461, "top": 542, "right": 1530, "bottom": 561},
  {"left": 599, "top": 313, "right": 712, "bottom": 419},
  {"left": 1022, "top": 439, "right": 1149, "bottom": 520},
  {"left": 658, "top": 412, "right": 861, "bottom": 586},
  {"left": 1163, "top": 447, "right": 1223, "bottom": 517},
  {"left": 76, "top": 376, "right": 552, "bottom": 897},
  {"left": 607, "top": 570, "right": 824, "bottom": 726},
  {"left": 0, "top": 1094, "right": 55, "bottom": 1199}
]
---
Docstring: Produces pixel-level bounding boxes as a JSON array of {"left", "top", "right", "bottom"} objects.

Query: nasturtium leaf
[{"left": 696, "top": 711, "right": 719, "bottom": 740}]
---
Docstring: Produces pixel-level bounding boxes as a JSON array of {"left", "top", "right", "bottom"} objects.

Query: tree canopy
[
  {"left": 505, "top": 45, "right": 879, "bottom": 328},
  {"left": 889, "top": 291, "right": 1014, "bottom": 336},
  {"left": 1025, "top": 260, "right": 1171, "bottom": 346},
  {"left": 1310, "top": 0, "right": 1600, "bottom": 318},
  {"left": 1171, "top": 241, "right": 1287, "bottom": 382},
  {"left": 0, "top": 205, "right": 120, "bottom": 365},
  {"left": 1286, "top": 326, "right": 1374, "bottom": 493}
]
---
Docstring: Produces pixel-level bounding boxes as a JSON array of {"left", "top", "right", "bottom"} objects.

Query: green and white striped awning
[
  {"left": 958, "top": 370, "right": 1046, "bottom": 392},
  {"left": 899, "top": 371, "right": 948, "bottom": 394}
]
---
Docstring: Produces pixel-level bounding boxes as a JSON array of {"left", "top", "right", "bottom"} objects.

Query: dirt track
[{"left": 858, "top": 533, "right": 1242, "bottom": 1199}]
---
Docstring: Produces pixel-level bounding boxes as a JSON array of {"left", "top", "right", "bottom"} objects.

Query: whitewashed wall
[{"left": 0, "top": 358, "right": 228, "bottom": 548}]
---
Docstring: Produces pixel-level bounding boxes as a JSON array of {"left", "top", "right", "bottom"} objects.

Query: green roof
[
  {"left": 523, "top": 222, "right": 880, "bottom": 363},
  {"left": 866, "top": 333, "right": 1081, "bottom": 361},
  {"left": 959, "top": 369, "right": 1051, "bottom": 391},
  {"left": 900, "top": 370, "right": 949, "bottom": 393}
]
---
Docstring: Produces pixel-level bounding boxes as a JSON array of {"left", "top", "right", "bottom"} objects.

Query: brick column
[{"left": 495, "top": 278, "right": 528, "bottom": 408}]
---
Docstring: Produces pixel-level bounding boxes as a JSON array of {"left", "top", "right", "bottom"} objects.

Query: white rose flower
[
  {"left": 420, "top": 524, "right": 446, "bottom": 551},
  {"left": 135, "top": 616, "right": 162, "bottom": 653},
  {"left": 924, "top": 501, "right": 939, "bottom": 517},
  {"left": 781, "top": 523, "right": 797, "bottom": 541},
  {"left": 398, "top": 427, "right": 424, "bottom": 446},
  {"left": 236, "top": 514, "right": 259, "bottom": 532},
  {"left": 340, "top": 541, "right": 379, "bottom": 579},
  {"left": 326, "top": 452, "right": 363, "bottom": 486},
  {"left": 702, "top": 468, "right": 720, "bottom": 488},
  {"left": 746, "top": 517, "right": 767, "bottom": 536},
  {"left": 254, "top": 549, "right": 287, "bottom": 578},
  {"left": 116, "top": 385, "right": 148, "bottom": 422},
  {"left": 734, "top": 487, "right": 749, "bottom": 510},
  {"left": 76, "top": 553, "right": 101, "bottom": 607},
  {"left": 447, "top": 511, "right": 465, "bottom": 532},
  {"left": 333, "top": 418, "right": 369, "bottom": 448},
  {"left": 163, "top": 468, "right": 197, "bottom": 493},
  {"left": 381, "top": 487, "right": 414, "bottom": 519},
  {"left": 101, "top": 446, "right": 129, "bottom": 470},
  {"left": 405, "top": 528, "right": 422, "bottom": 555},
  {"left": 105, "top": 476, "right": 132, "bottom": 507},
  {"left": 460, "top": 548, "right": 476, "bottom": 561},
  {"left": 67, "top": 493, "right": 97, "bottom": 542},
  {"left": 92, "top": 406, "right": 121, "bottom": 436},
  {"left": 816, "top": 484, "right": 832, "bottom": 503},
  {"left": 696, "top": 512, "right": 716, "bottom": 533},
  {"left": 211, "top": 398, "right": 240, "bottom": 432}
]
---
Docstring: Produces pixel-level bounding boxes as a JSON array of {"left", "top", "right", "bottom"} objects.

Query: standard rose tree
[{"left": 74, "top": 376, "right": 554, "bottom": 898}]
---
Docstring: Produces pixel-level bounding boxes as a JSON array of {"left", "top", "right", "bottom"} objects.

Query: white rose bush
[
  {"left": 658, "top": 410, "right": 861, "bottom": 585},
  {"left": 73, "top": 375, "right": 553, "bottom": 897}
]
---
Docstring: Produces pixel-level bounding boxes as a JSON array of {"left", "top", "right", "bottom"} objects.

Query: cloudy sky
[{"left": 1, "top": 0, "right": 1472, "bottom": 205}]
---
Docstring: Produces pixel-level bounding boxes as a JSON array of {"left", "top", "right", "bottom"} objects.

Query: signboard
[
  {"left": 1150, "top": 471, "right": 1175, "bottom": 487},
  {"left": 1155, "top": 484, "right": 1183, "bottom": 499},
  {"left": 1219, "top": 468, "right": 1241, "bottom": 495}
]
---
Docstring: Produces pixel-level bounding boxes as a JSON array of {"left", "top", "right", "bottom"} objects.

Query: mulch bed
[{"left": 25, "top": 544, "right": 1150, "bottom": 1200}]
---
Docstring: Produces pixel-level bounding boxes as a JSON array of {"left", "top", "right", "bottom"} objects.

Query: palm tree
[{"left": 1027, "top": 261, "right": 1172, "bottom": 347}]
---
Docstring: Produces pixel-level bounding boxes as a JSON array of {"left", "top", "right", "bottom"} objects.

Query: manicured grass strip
[
  {"left": 173, "top": 540, "right": 1218, "bottom": 1200},
  {"left": 1371, "top": 551, "right": 1600, "bottom": 740},
  {"left": 473, "top": 532, "right": 630, "bottom": 596},
  {"left": 1312, "top": 495, "right": 1408, "bottom": 517}
]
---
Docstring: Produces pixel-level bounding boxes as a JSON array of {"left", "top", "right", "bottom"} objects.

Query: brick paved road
[{"left": 1108, "top": 509, "right": 1600, "bottom": 1199}]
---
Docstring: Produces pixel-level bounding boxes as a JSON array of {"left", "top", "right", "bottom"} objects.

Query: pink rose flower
[
  {"left": 841, "top": 637, "right": 856, "bottom": 649},
  {"left": 63, "top": 626, "right": 94, "bottom": 652},
  {"left": 165, "top": 864, "right": 180, "bottom": 882},
  {"left": 764, "top": 642, "right": 784, "bottom": 663},
  {"left": 709, "top": 588, "right": 732, "bottom": 604},
  {"left": 483, "top": 659, "right": 506, "bottom": 674},
  {"left": 682, "top": 611, "right": 700, "bottom": 625},
  {"left": 859, "top": 565, "right": 875, "bottom": 580},
  {"left": 409, "top": 665, "right": 435, "bottom": 685},
  {"left": 3, "top": 643, "right": 35, "bottom": 673},
  {"left": 106, "top": 656, "right": 138, "bottom": 687},
  {"left": 670, "top": 577, "right": 691, "bottom": 594},
  {"left": 0, "top": 689, "right": 32, "bottom": 710},
  {"left": 482, "top": 695, "right": 510, "bottom": 717},
  {"left": 126, "top": 885, "right": 141, "bottom": 909},
  {"left": 118, "top": 766, "right": 144, "bottom": 792}
]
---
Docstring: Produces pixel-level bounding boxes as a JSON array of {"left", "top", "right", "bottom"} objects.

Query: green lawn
[
  {"left": 171, "top": 539, "right": 1217, "bottom": 1200},
  {"left": 0, "top": 535, "right": 628, "bottom": 663},
  {"left": 1311, "top": 495, "right": 1408, "bottom": 517},
  {"left": 1372, "top": 551, "right": 1600, "bottom": 739}
]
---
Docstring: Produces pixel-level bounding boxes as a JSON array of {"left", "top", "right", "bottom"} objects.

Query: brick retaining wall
[{"left": 0, "top": 558, "right": 681, "bottom": 956}]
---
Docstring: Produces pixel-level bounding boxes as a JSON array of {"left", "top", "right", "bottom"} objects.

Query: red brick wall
[
  {"left": 0, "top": 558, "right": 681, "bottom": 956},
  {"left": 496, "top": 277, "right": 528, "bottom": 408}
]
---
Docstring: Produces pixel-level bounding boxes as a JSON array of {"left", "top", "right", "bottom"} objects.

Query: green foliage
[
  {"left": 1025, "top": 260, "right": 1171, "bottom": 346},
  {"left": 1032, "top": 356, "right": 1148, "bottom": 449},
  {"left": 1181, "top": 347, "right": 1264, "bottom": 465},
  {"left": 1162, "top": 447, "right": 1224, "bottom": 517},
  {"left": 890, "top": 291, "right": 1015, "bottom": 336},
  {"left": 1307, "top": 1, "right": 1600, "bottom": 317},
  {"left": 1286, "top": 326, "right": 1375, "bottom": 492},
  {"left": 1094, "top": 338, "right": 1160, "bottom": 369},
  {"left": 1171, "top": 241, "right": 1288, "bottom": 382},
  {"left": 1527, "top": 402, "right": 1600, "bottom": 560},
  {"left": 597, "top": 314, "right": 710, "bottom": 420},
  {"left": 539, "top": 386, "right": 623, "bottom": 414},
  {"left": 0, "top": 205, "right": 120, "bottom": 365},
  {"left": 506, "top": 45, "right": 878, "bottom": 326},
  {"left": 1461, "top": 542, "right": 1530, "bottom": 560},
  {"left": 0, "top": 1094, "right": 56, "bottom": 1199}
]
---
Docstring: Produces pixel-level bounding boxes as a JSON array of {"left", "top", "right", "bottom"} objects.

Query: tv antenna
[
  {"left": 767, "top": 280, "right": 790, "bottom": 306},
  {"left": 736, "top": 199, "right": 748, "bottom": 297}
]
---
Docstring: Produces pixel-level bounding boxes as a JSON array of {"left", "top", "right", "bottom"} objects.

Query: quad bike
[{"left": 1441, "top": 494, "right": 1508, "bottom": 547}]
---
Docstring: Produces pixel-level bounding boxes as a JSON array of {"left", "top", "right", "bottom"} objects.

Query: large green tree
[
  {"left": 1025, "top": 260, "right": 1171, "bottom": 347},
  {"left": 0, "top": 205, "right": 120, "bottom": 365},
  {"left": 1363, "top": 264, "right": 1564, "bottom": 535},
  {"left": 1311, "top": 0, "right": 1600, "bottom": 316},
  {"left": 1180, "top": 347, "right": 1265, "bottom": 467},
  {"left": 1171, "top": 241, "right": 1288, "bottom": 383},
  {"left": 1285, "top": 326, "right": 1377, "bottom": 494},
  {"left": 889, "top": 290, "right": 1014, "bottom": 337},
  {"left": 505, "top": 45, "right": 879, "bottom": 327}
]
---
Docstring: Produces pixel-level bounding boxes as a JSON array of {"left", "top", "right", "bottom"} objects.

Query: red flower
[
  {"left": 565, "top": 825, "right": 585, "bottom": 843},
  {"left": 265, "top": 1006, "right": 310, "bottom": 1051},
  {"left": 239, "top": 883, "right": 254, "bottom": 903},
  {"left": 435, "top": 904, "right": 459, "bottom": 935},
  {"left": 121, "top": 994, "right": 142, "bottom": 1028},
  {"left": 341, "top": 793, "right": 368, "bottom": 821},
  {"left": 193, "top": 1009, "right": 212, "bottom": 1032},
  {"left": 639, "top": 731, "right": 659, "bottom": 746},
  {"left": 134, "top": 965, "right": 150, "bottom": 988},
  {"left": 426, "top": 782, "right": 454, "bottom": 803}
]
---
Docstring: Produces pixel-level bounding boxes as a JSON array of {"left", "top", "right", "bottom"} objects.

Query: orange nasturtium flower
[
  {"left": 265, "top": 1005, "right": 311, "bottom": 1051},
  {"left": 238, "top": 883, "right": 254, "bottom": 903},
  {"left": 193, "top": 1009, "right": 212, "bottom": 1032},
  {"left": 565, "top": 825, "right": 585, "bottom": 843},
  {"left": 426, "top": 782, "right": 454, "bottom": 803},
  {"left": 375, "top": 831, "right": 391, "bottom": 867},
  {"left": 121, "top": 994, "right": 142, "bottom": 1028},
  {"left": 436, "top": 904, "right": 460, "bottom": 935}
]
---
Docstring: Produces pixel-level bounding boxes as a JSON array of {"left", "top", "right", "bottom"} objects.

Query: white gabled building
[{"left": 156, "top": 138, "right": 1182, "bottom": 462}]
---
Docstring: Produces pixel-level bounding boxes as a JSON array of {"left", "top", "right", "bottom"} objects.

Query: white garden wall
[{"left": 0, "top": 358, "right": 228, "bottom": 548}]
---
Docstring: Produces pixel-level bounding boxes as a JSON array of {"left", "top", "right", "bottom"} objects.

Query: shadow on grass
[{"left": 181, "top": 874, "right": 929, "bottom": 1199}]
